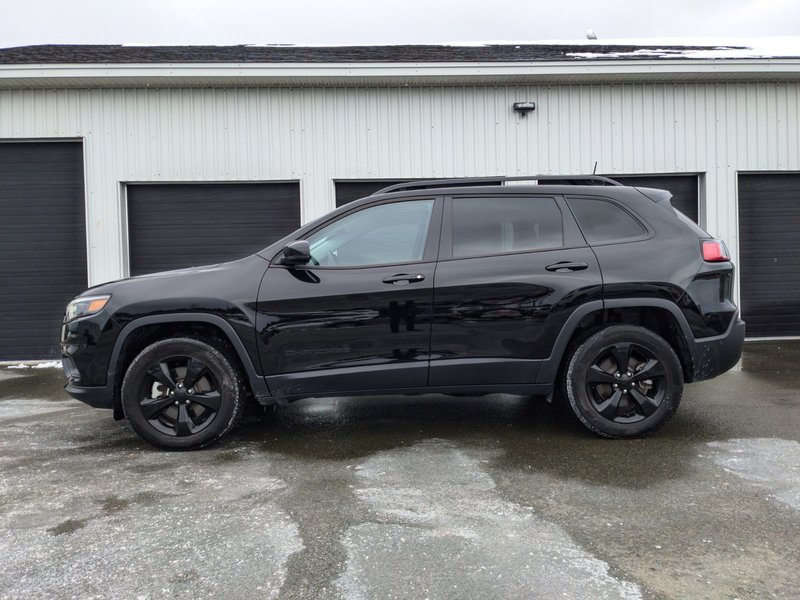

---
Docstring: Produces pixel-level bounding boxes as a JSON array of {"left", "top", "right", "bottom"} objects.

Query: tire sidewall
[
  {"left": 121, "top": 338, "right": 242, "bottom": 450},
  {"left": 565, "top": 325, "right": 683, "bottom": 438}
]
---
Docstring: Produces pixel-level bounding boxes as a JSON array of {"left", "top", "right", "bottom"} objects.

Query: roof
[
  {"left": 1, "top": 40, "right": 798, "bottom": 89},
  {"left": 0, "top": 43, "right": 769, "bottom": 65}
]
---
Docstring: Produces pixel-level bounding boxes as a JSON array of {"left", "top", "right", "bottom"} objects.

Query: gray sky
[{"left": 1, "top": 0, "right": 799, "bottom": 47}]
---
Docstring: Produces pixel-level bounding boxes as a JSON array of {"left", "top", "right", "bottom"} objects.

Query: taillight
[{"left": 702, "top": 240, "right": 730, "bottom": 262}]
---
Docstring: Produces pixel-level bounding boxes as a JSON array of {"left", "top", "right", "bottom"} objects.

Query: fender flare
[
  {"left": 108, "top": 313, "right": 270, "bottom": 413},
  {"left": 536, "top": 298, "right": 697, "bottom": 384}
]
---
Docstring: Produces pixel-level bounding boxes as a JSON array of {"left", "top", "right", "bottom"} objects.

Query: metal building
[{"left": 1, "top": 43, "right": 799, "bottom": 358}]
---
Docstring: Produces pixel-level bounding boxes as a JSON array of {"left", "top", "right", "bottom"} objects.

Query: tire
[
  {"left": 564, "top": 325, "right": 683, "bottom": 438},
  {"left": 121, "top": 337, "right": 244, "bottom": 450}
]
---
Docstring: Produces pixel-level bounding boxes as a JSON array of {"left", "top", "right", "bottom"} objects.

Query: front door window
[{"left": 307, "top": 200, "right": 434, "bottom": 267}]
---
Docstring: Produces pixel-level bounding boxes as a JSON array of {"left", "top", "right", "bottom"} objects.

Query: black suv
[{"left": 62, "top": 176, "right": 745, "bottom": 449}]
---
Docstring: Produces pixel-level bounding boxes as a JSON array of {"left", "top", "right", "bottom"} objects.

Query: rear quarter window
[{"left": 567, "top": 197, "right": 647, "bottom": 244}]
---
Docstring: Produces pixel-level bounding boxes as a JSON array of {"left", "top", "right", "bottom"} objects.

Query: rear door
[{"left": 430, "top": 194, "right": 602, "bottom": 386}]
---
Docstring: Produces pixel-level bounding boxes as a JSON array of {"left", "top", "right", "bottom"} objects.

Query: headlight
[{"left": 65, "top": 295, "right": 111, "bottom": 322}]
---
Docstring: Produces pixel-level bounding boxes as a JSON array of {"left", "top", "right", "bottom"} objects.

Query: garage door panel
[
  {"left": 738, "top": 173, "right": 800, "bottom": 337},
  {"left": 0, "top": 141, "right": 87, "bottom": 359},
  {"left": 610, "top": 175, "right": 699, "bottom": 223},
  {"left": 127, "top": 183, "right": 301, "bottom": 276}
]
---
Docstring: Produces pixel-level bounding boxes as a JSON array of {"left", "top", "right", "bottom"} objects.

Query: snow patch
[
  {"left": 708, "top": 438, "right": 800, "bottom": 511},
  {"left": 338, "top": 439, "right": 642, "bottom": 599},
  {"left": 6, "top": 361, "right": 62, "bottom": 370}
]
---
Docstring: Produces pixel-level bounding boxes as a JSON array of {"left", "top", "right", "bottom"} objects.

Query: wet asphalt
[{"left": 1, "top": 342, "right": 799, "bottom": 600}]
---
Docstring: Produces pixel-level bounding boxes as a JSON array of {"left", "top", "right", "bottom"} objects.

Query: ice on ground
[
  {"left": 337, "top": 439, "right": 642, "bottom": 600},
  {"left": 0, "top": 399, "right": 76, "bottom": 420},
  {"left": 0, "top": 448, "right": 303, "bottom": 599},
  {"left": 708, "top": 438, "right": 800, "bottom": 511}
]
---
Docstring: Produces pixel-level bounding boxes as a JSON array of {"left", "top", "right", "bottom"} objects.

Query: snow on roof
[
  {"left": 559, "top": 36, "right": 800, "bottom": 60},
  {"left": 0, "top": 37, "right": 798, "bottom": 64},
  {"left": 183, "top": 36, "right": 800, "bottom": 60}
]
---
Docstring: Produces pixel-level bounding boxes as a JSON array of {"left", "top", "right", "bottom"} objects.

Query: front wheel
[
  {"left": 564, "top": 325, "right": 683, "bottom": 438},
  {"left": 121, "top": 338, "right": 244, "bottom": 450}
]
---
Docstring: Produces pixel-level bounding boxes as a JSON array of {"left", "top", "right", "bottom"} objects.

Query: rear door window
[{"left": 451, "top": 197, "right": 563, "bottom": 258}]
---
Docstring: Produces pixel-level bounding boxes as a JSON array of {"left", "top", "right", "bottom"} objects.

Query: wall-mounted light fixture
[{"left": 513, "top": 101, "right": 536, "bottom": 117}]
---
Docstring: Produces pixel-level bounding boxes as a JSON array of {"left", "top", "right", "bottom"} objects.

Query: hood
[{"left": 76, "top": 255, "right": 268, "bottom": 299}]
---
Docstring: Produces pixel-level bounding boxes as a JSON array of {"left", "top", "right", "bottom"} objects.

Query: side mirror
[{"left": 281, "top": 240, "right": 311, "bottom": 266}]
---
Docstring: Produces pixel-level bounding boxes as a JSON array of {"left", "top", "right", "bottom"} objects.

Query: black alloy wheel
[
  {"left": 121, "top": 338, "right": 244, "bottom": 450},
  {"left": 139, "top": 356, "right": 221, "bottom": 437},
  {"left": 584, "top": 342, "right": 666, "bottom": 423},
  {"left": 564, "top": 325, "right": 683, "bottom": 438}
]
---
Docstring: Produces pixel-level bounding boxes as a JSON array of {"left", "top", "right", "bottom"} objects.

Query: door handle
[
  {"left": 545, "top": 261, "right": 589, "bottom": 272},
  {"left": 382, "top": 273, "right": 426, "bottom": 284}
]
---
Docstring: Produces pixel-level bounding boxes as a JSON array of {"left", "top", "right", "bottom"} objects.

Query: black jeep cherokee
[{"left": 62, "top": 176, "right": 745, "bottom": 449}]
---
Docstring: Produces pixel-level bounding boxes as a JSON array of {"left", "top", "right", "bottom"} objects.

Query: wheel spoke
[
  {"left": 140, "top": 395, "right": 175, "bottom": 419},
  {"left": 595, "top": 390, "right": 623, "bottom": 420},
  {"left": 147, "top": 361, "right": 176, "bottom": 390},
  {"left": 629, "top": 388, "right": 660, "bottom": 417},
  {"left": 183, "top": 358, "right": 208, "bottom": 390},
  {"left": 631, "top": 358, "right": 665, "bottom": 382},
  {"left": 190, "top": 390, "right": 222, "bottom": 412},
  {"left": 175, "top": 403, "right": 195, "bottom": 436},
  {"left": 587, "top": 365, "right": 618, "bottom": 384},
  {"left": 610, "top": 343, "right": 632, "bottom": 374}
]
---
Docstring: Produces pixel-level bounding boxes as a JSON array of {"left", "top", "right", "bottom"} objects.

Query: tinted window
[
  {"left": 567, "top": 198, "right": 646, "bottom": 244},
  {"left": 307, "top": 200, "right": 434, "bottom": 267},
  {"left": 452, "top": 197, "right": 563, "bottom": 258}
]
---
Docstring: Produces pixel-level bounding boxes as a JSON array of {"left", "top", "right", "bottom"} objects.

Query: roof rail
[{"left": 373, "top": 175, "right": 623, "bottom": 195}]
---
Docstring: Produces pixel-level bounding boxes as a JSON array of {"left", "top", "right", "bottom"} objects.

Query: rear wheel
[
  {"left": 121, "top": 338, "right": 244, "bottom": 449},
  {"left": 564, "top": 325, "right": 683, "bottom": 438}
]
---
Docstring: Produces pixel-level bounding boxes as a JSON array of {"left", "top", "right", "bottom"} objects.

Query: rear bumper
[
  {"left": 691, "top": 317, "right": 746, "bottom": 382},
  {"left": 64, "top": 380, "right": 114, "bottom": 409}
]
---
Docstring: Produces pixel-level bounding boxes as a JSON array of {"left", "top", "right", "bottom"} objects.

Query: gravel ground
[{"left": 1, "top": 340, "right": 799, "bottom": 599}]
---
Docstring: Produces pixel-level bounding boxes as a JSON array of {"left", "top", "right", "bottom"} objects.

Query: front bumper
[
  {"left": 691, "top": 317, "right": 746, "bottom": 382},
  {"left": 61, "top": 314, "right": 118, "bottom": 411}
]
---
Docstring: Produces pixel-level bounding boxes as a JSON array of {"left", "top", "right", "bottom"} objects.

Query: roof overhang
[{"left": 2, "top": 59, "right": 800, "bottom": 89}]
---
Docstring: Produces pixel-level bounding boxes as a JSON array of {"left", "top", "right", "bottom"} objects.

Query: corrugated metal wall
[{"left": 1, "top": 83, "right": 799, "bottom": 288}]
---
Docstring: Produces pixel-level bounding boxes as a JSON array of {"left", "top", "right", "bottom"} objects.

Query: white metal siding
[{"left": 1, "top": 83, "right": 799, "bottom": 287}]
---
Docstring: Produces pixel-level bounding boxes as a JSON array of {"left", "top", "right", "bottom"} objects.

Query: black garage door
[
  {"left": 335, "top": 180, "right": 415, "bottom": 207},
  {"left": 0, "top": 141, "right": 87, "bottom": 359},
  {"left": 335, "top": 179, "right": 493, "bottom": 208},
  {"left": 611, "top": 175, "right": 699, "bottom": 223},
  {"left": 127, "top": 183, "right": 301, "bottom": 276},
  {"left": 738, "top": 173, "right": 800, "bottom": 337}
]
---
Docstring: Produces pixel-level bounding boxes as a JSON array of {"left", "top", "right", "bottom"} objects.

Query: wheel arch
[
  {"left": 537, "top": 299, "right": 698, "bottom": 385},
  {"left": 108, "top": 314, "right": 269, "bottom": 419}
]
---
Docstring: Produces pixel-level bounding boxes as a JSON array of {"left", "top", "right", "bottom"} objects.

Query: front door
[{"left": 255, "top": 198, "right": 441, "bottom": 396}]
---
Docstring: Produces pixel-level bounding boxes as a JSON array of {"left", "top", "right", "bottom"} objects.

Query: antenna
[{"left": 593, "top": 161, "right": 598, "bottom": 175}]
